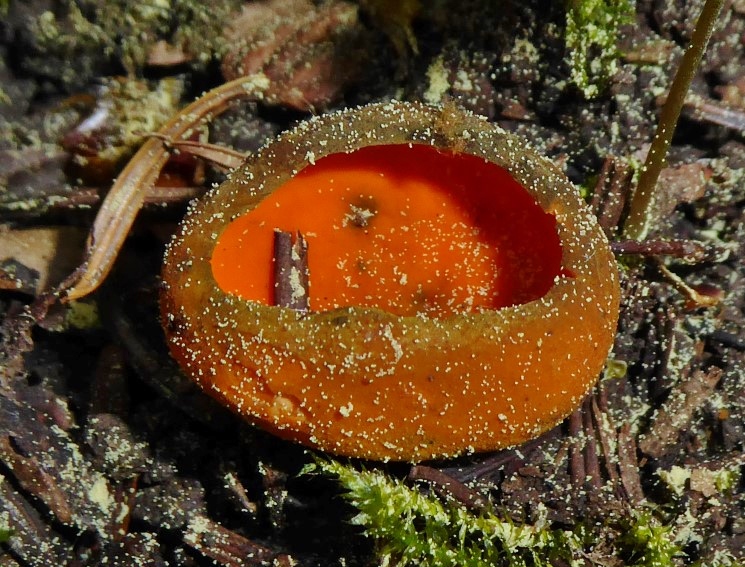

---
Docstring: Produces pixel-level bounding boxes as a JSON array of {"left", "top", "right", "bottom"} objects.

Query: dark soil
[{"left": 1, "top": 0, "right": 744, "bottom": 566}]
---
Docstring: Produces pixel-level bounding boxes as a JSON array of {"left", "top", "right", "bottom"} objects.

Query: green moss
[
  {"left": 308, "top": 459, "right": 583, "bottom": 567},
  {"left": 32, "top": 0, "right": 242, "bottom": 74},
  {"left": 604, "top": 357, "right": 628, "bottom": 380},
  {"left": 0, "top": 525, "right": 10, "bottom": 544},
  {"left": 309, "top": 459, "right": 698, "bottom": 567},
  {"left": 617, "top": 511, "right": 679, "bottom": 567},
  {"left": 565, "top": 0, "right": 635, "bottom": 98}
]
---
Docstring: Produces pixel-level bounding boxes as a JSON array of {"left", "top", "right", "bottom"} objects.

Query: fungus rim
[{"left": 160, "top": 101, "right": 621, "bottom": 462}]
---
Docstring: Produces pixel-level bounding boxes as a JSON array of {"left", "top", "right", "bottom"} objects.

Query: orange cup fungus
[{"left": 160, "top": 102, "right": 620, "bottom": 461}]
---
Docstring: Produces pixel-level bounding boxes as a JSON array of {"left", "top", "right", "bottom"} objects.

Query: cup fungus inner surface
[
  {"left": 211, "top": 144, "right": 566, "bottom": 317},
  {"left": 163, "top": 103, "right": 621, "bottom": 462}
]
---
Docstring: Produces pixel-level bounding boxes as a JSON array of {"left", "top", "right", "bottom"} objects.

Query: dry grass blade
[
  {"left": 62, "top": 75, "right": 269, "bottom": 302},
  {"left": 145, "top": 135, "right": 247, "bottom": 171},
  {"left": 623, "top": 0, "right": 725, "bottom": 240}
]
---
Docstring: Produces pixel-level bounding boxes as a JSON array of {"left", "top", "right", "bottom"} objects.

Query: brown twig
[
  {"left": 408, "top": 465, "right": 489, "bottom": 511},
  {"left": 183, "top": 514, "right": 294, "bottom": 567},
  {"left": 624, "top": 0, "right": 726, "bottom": 240},
  {"left": 582, "top": 399, "right": 602, "bottom": 490},
  {"left": 678, "top": 93, "right": 745, "bottom": 132},
  {"left": 273, "top": 230, "right": 310, "bottom": 311},
  {"left": 639, "top": 367, "right": 723, "bottom": 458},
  {"left": 591, "top": 398, "right": 619, "bottom": 486},
  {"left": 611, "top": 239, "right": 711, "bottom": 263},
  {"left": 54, "top": 185, "right": 203, "bottom": 210},
  {"left": 0, "top": 475, "right": 68, "bottom": 565},
  {"left": 617, "top": 423, "right": 645, "bottom": 505},
  {"left": 590, "top": 156, "right": 632, "bottom": 236},
  {"left": 145, "top": 134, "right": 247, "bottom": 171},
  {"left": 656, "top": 260, "right": 721, "bottom": 308},
  {"left": 568, "top": 409, "right": 585, "bottom": 488}
]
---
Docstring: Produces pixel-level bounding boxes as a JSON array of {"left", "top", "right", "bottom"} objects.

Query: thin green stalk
[{"left": 623, "top": 0, "right": 725, "bottom": 241}]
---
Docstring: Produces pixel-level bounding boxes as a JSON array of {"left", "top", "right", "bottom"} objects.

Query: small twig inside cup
[{"left": 273, "top": 230, "right": 309, "bottom": 311}]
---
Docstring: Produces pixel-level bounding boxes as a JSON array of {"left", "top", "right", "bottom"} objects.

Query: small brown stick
[
  {"left": 408, "top": 465, "right": 489, "bottom": 511},
  {"left": 708, "top": 329, "right": 745, "bottom": 351},
  {"left": 183, "top": 513, "right": 294, "bottom": 567},
  {"left": 590, "top": 156, "right": 632, "bottom": 236},
  {"left": 591, "top": 398, "right": 619, "bottom": 486},
  {"left": 273, "top": 230, "right": 309, "bottom": 311},
  {"left": 582, "top": 399, "right": 602, "bottom": 489},
  {"left": 445, "top": 434, "right": 555, "bottom": 484},
  {"left": 617, "top": 423, "right": 645, "bottom": 505},
  {"left": 678, "top": 93, "right": 745, "bottom": 132},
  {"left": 656, "top": 260, "right": 721, "bottom": 308},
  {"left": 568, "top": 409, "right": 585, "bottom": 488},
  {"left": 639, "top": 367, "right": 723, "bottom": 458},
  {"left": 1, "top": 186, "right": 204, "bottom": 218},
  {"left": 56, "top": 186, "right": 203, "bottom": 210},
  {"left": 624, "top": 0, "right": 725, "bottom": 240},
  {"left": 145, "top": 134, "right": 247, "bottom": 171},
  {"left": 611, "top": 239, "right": 710, "bottom": 263}
]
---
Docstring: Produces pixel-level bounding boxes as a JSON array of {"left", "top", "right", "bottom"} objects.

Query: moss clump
[
  {"left": 31, "top": 0, "right": 242, "bottom": 74},
  {"left": 565, "top": 0, "right": 635, "bottom": 98},
  {"left": 0, "top": 525, "right": 10, "bottom": 544},
  {"left": 308, "top": 459, "right": 582, "bottom": 567},
  {"left": 310, "top": 459, "right": 697, "bottom": 567},
  {"left": 618, "top": 511, "right": 679, "bottom": 567}
]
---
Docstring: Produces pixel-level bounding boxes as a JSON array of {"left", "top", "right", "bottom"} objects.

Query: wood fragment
[
  {"left": 145, "top": 134, "right": 247, "bottom": 171},
  {"left": 590, "top": 156, "right": 632, "bottom": 236},
  {"left": 183, "top": 513, "right": 293, "bottom": 567},
  {"left": 0, "top": 293, "right": 58, "bottom": 389},
  {"left": 0, "top": 435, "right": 75, "bottom": 525},
  {"left": 443, "top": 434, "right": 555, "bottom": 484},
  {"left": 639, "top": 367, "right": 723, "bottom": 458},
  {"left": 591, "top": 398, "right": 619, "bottom": 485},
  {"left": 678, "top": 93, "right": 745, "bottom": 132},
  {"left": 708, "top": 329, "right": 745, "bottom": 351},
  {"left": 582, "top": 399, "right": 602, "bottom": 489},
  {"left": 408, "top": 465, "right": 489, "bottom": 511},
  {"left": 273, "top": 230, "right": 310, "bottom": 311},
  {"left": 568, "top": 409, "right": 585, "bottom": 488},
  {"left": 617, "top": 424, "right": 645, "bottom": 504},
  {"left": 656, "top": 261, "right": 721, "bottom": 308},
  {"left": 611, "top": 239, "right": 711, "bottom": 263},
  {"left": 0, "top": 476, "right": 69, "bottom": 565}
]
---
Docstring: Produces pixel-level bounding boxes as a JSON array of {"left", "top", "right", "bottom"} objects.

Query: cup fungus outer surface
[{"left": 160, "top": 101, "right": 621, "bottom": 462}]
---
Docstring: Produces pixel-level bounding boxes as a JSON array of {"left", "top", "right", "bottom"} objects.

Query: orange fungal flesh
[
  {"left": 212, "top": 144, "right": 564, "bottom": 317},
  {"left": 161, "top": 102, "right": 621, "bottom": 462}
]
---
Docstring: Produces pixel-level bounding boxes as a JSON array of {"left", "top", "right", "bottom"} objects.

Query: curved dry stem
[
  {"left": 61, "top": 74, "right": 270, "bottom": 301},
  {"left": 623, "top": 0, "right": 724, "bottom": 241}
]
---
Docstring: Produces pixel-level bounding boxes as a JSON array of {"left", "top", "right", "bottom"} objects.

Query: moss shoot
[
  {"left": 565, "top": 0, "right": 635, "bottom": 98},
  {"left": 309, "top": 458, "right": 720, "bottom": 567},
  {"left": 307, "top": 459, "right": 581, "bottom": 567}
]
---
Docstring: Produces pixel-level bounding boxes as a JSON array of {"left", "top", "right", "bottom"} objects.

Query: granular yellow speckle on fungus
[{"left": 160, "top": 101, "right": 620, "bottom": 462}]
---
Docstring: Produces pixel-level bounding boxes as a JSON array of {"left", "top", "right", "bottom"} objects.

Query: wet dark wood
[{"left": 273, "top": 230, "right": 310, "bottom": 311}]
